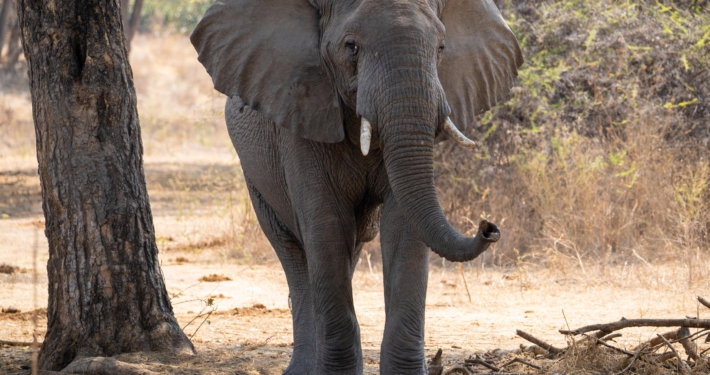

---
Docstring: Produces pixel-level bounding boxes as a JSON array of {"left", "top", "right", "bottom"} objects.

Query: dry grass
[
  {"left": 436, "top": 0, "right": 710, "bottom": 275},
  {"left": 128, "top": 34, "right": 272, "bottom": 262}
]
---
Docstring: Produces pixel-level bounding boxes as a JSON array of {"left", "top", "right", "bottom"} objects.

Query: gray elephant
[{"left": 191, "top": 0, "right": 522, "bottom": 373}]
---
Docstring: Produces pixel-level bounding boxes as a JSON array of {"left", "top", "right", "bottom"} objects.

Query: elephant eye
[{"left": 345, "top": 41, "right": 359, "bottom": 56}]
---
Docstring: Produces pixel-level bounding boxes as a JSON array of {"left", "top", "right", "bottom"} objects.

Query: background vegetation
[
  {"left": 1, "top": 0, "right": 709, "bottom": 272},
  {"left": 436, "top": 0, "right": 710, "bottom": 271}
]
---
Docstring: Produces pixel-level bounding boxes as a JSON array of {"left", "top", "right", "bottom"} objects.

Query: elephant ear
[
  {"left": 190, "top": 0, "right": 344, "bottom": 143},
  {"left": 438, "top": 0, "right": 523, "bottom": 131}
]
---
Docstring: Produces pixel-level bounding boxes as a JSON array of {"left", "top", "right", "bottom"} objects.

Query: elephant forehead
[{"left": 341, "top": 0, "right": 443, "bottom": 37}]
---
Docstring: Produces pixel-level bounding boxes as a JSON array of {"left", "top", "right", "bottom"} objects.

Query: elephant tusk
[
  {"left": 360, "top": 117, "right": 372, "bottom": 156},
  {"left": 443, "top": 117, "right": 476, "bottom": 148}
]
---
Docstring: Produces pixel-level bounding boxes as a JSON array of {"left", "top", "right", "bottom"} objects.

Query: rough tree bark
[{"left": 17, "top": 0, "right": 195, "bottom": 371}]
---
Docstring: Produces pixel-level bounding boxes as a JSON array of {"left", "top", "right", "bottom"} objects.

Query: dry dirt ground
[{"left": 1, "top": 156, "right": 709, "bottom": 374}]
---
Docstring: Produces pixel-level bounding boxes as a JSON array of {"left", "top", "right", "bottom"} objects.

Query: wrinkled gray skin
[{"left": 191, "top": 0, "right": 522, "bottom": 373}]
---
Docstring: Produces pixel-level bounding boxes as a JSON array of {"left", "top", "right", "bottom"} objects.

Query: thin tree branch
[
  {"left": 500, "top": 357, "right": 542, "bottom": 370},
  {"left": 698, "top": 296, "right": 710, "bottom": 310},
  {"left": 613, "top": 345, "right": 645, "bottom": 375},
  {"left": 464, "top": 356, "right": 501, "bottom": 372},
  {"left": 516, "top": 329, "right": 564, "bottom": 354},
  {"left": 560, "top": 318, "right": 710, "bottom": 336},
  {"left": 657, "top": 333, "right": 686, "bottom": 373}
]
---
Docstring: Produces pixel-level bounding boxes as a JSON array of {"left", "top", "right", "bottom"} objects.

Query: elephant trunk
[{"left": 374, "top": 65, "right": 500, "bottom": 262}]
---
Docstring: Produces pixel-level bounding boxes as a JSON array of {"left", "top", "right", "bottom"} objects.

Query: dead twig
[
  {"left": 585, "top": 334, "right": 634, "bottom": 356},
  {"left": 613, "top": 345, "right": 646, "bottom": 375},
  {"left": 657, "top": 333, "right": 686, "bottom": 373},
  {"left": 428, "top": 348, "right": 443, "bottom": 375},
  {"left": 464, "top": 355, "right": 501, "bottom": 372},
  {"left": 560, "top": 318, "right": 710, "bottom": 336},
  {"left": 633, "top": 330, "right": 678, "bottom": 351},
  {"left": 677, "top": 327, "right": 700, "bottom": 362},
  {"left": 499, "top": 357, "right": 542, "bottom": 370},
  {"left": 245, "top": 334, "right": 275, "bottom": 350},
  {"left": 698, "top": 296, "right": 710, "bottom": 310},
  {"left": 600, "top": 333, "right": 623, "bottom": 341},
  {"left": 516, "top": 329, "right": 564, "bottom": 354},
  {"left": 458, "top": 263, "right": 472, "bottom": 304},
  {"left": 520, "top": 344, "right": 548, "bottom": 356}
]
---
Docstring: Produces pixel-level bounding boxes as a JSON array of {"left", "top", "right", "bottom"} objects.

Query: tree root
[{"left": 60, "top": 357, "right": 159, "bottom": 375}]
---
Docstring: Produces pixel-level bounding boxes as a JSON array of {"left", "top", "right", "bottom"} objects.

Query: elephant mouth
[{"left": 358, "top": 115, "right": 477, "bottom": 157}]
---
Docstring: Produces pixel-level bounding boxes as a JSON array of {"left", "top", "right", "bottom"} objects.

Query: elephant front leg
[
  {"left": 306, "top": 234, "right": 363, "bottom": 374},
  {"left": 379, "top": 193, "right": 430, "bottom": 374},
  {"left": 245, "top": 182, "right": 317, "bottom": 373},
  {"left": 280, "top": 255, "right": 317, "bottom": 375}
]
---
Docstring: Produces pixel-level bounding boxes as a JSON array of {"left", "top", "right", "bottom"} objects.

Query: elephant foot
[{"left": 283, "top": 361, "right": 315, "bottom": 375}]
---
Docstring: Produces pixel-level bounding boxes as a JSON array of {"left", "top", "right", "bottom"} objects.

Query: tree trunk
[
  {"left": 4, "top": 22, "right": 21, "bottom": 68},
  {"left": 125, "top": 0, "right": 143, "bottom": 49},
  {"left": 121, "top": 0, "right": 129, "bottom": 33},
  {"left": 0, "top": 0, "right": 12, "bottom": 57},
  {"left": 16, "top": 0, "right": 195, "bottom": 371}
]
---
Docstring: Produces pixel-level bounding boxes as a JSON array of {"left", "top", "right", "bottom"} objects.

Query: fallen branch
[
  {"left": 600, "top": 333, "right": 623, "bottom": 341},
  {"left": 499, "top": 357, "right": 542, "bottom": 370},
  {"left": 516, "top": 329, "right": 564, "bottom": 354},
  {"left": 612, "top": 345, "right": 646, "bottom": 375},
  {"left": 657, "top": 333, "right": 687, "bottom": 373},
  {"left": 560, "top": 318, "right": 710, "bottom": 336},
  {"left": 427, "top": 348, "right": 443, "bottom": 375},
  {"left": 578, "top": 331, "right": 623, "bottom": 343},
  {"left": 698, "top": 296, "right": 710, "bottom": 310},
  {"left": 585, "top": 334, "right": 634, "bottom": 356},
  {"left": 520, "top": 344, "right": 548, "bottom": 356},
  {"left": 632, "top": 330, "right": 678, "bottom": 351},
  {"left": 464, "top": 355, "right": 500, "bottom": 372},
  {"left": 677, "top": 327, "right": 699, "bottom": 362}
]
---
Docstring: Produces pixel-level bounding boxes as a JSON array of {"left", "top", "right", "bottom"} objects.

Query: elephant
[{"left": 191, "top": 0, "right": 522, "bottom": 373}]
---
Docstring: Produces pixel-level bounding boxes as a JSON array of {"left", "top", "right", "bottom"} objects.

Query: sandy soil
[{"left": 1, "top": 155, "right": 709, "bottom": 374}]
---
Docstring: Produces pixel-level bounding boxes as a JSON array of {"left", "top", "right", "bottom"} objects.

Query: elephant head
[{"left": 191, "top": 0, "right": 523, "bottom": 262}]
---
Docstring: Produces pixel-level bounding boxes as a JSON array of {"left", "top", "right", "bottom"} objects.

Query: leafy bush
[{"left": 435, "top": 0, "right": 710, "bottom": 267}]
